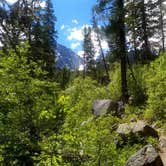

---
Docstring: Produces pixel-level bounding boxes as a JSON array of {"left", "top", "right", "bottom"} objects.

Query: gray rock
[
  {"left": 92, "top": 99, "right": 124, "bottom": 117},
  {"left": 117, "top": 123, "right": 131, "bottom": 135},
  {"left": 117, "top": 121, "right": 158, "bottom": 138},
  {"left": 159, "top": 136, "right": 166, "bottom": 148},
  {"left": 125, "top": 145, "right": 163, "bottom": 166}
]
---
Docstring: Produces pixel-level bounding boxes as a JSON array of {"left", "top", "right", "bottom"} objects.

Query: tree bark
[
  {"left": 118, "top": 0, "right": 129, "bottom": 103},
  {"left": 159, "top": 0, "right": 165, "bottom": 51},
  {"left": 141, "top": 0, "right": 152, "bottom": 61}
]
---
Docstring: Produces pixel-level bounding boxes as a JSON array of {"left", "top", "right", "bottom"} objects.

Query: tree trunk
[
  {"left": 83, "top": 53, "right": 86, "bottom": 78},
  {"left": 96, "top": 30, "right": 109, "bottom": 78},
  {"left": 141, "top": 0, "right": 152, "bottom": 61},
  {"left": 132, "top": 0, "right": 138, "bottom": 63},
  {"left": 159, "top": 0, "right": 165, "bottom": 51},
  {"left": 118, "top": 0, "right": 129, "bottom": 103}
]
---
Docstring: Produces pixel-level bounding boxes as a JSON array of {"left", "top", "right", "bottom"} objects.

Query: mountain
[{"left": 56, "top": 43, "right": 82, "bottom": 70}]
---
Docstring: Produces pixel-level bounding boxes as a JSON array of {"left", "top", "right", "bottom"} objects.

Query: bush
[
  {"left": 107, "top": 63, "right": 121, "bottom": 100},
  {"left": 144, "top": 53, "right": 166, "bottom": 122},
  {"left": 127, "top": 65, "right": 147, "bottom": 105},
  {"left": 0, "top": 44, "right": 63, "bottom": 165}
]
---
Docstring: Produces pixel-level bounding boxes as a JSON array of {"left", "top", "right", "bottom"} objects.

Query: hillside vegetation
[
  {"left": 0, "top": 44, "right": 165, "bottom": 165},
  {"left": 0, "top": 0, "right": 165, "bottom": 165}
]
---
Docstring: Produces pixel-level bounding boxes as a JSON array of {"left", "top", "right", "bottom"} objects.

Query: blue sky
[
  {"left": 6, "top": 0, "right": 107, "bottom": 57},
  {"left": 53, "top": 0, "right": 97, "bottom": 54}
]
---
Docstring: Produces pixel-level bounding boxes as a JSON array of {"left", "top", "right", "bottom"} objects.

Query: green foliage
[
  {"left": 146, "top": 137, "right": 158, "bottom": 149},
  {"left": 56, "top": 68, "right": 71, "bottom": 89},
  {"left": 55, "top": 53, "right": 166, "bottom": 165},
  {"left": 144, "top": 53, "right": 166, "bottom": 122},
  {"left": 0, "top": 0, "right": 57, "bottom": 78},
  {"left": 59, "top": 77, "right": 109, "bottom": 125},
  {"left": 55, "top": 76, "right": 142, "bottom": 166},
  {"left": 0, "top": 42, "right": 165, "bottom": 165},
  {"left": 0, "top": 0, "right": 165, "bottom": 164},
  {"left": 83, "top": 26, "right": 96, "bottom": 78},
  {"left": 0, "top": 44, "right": 63, "bottom": 165},
  {"left": 127, "top": 65, "right": 147, "bottom": 105},
  {"left": 107, "top": 63, "right": 121, "bottom": 100}
]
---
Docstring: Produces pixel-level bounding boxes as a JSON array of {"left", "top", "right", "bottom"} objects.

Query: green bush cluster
[
  {"left": 0, "top": 44, "right": 165, "bottom": 165},
  {"left": 56, "top": 52, "right": 166, "bottom": 165},
  {"left": 144, "top": 53, "right": 166, "bottom": 123},
  {"left": 0, "top": 44, "right": 64, "bottom": 165},
  {"left": 56, "top": 77, "right": 141, "bottom": 165}
]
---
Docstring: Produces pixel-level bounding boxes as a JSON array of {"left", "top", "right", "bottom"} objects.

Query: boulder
[
  {"left": 117, "top": 123, "right": 131, "bottom": 135},
  {"left": 125, "top": 145, "right": 163, "bottom": 166},
  {"left": 92, "top": 99, "right": 124, "bottom": 117},
  {"left": 159, "top": 136, "right": 166, "bottom": 148},
  {"left": 159, "top": 136, "right": 166, "bottom": 166},
  {"left": 117, "top": 121, "right": 158, "bottom": 138}
]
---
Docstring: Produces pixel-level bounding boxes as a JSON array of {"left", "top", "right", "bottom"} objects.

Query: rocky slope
[{"left": 56, "top": 43, "right": 82, "bottom": 70}]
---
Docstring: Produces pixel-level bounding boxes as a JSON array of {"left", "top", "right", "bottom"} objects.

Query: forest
[{"left": 0, "top": 0, "right": 165, "bottom": 165}]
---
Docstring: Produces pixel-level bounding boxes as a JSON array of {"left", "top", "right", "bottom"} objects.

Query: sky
[
  {"left": 5, "top": 0, "right": 108, "bottom": 57},
  {"left": 53, "top": 0, "right": 97, "bottom": 54}
]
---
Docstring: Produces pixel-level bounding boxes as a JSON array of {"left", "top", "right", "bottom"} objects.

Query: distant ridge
[{"left": 56, "top": 43, "right": 82, "bottom": 70}]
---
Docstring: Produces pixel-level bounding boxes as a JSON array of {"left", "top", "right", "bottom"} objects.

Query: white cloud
[
  {"left": 60, "top": 25, "right": 65, "bottom": 30},
  {"left": 90, "top": 30, "right": 109, "bottom": 58},
  {"left": 71, "top": 42, "right": 81, "bottom": 49},
  {"left": 67, "top": 27, "right": 83, "bottom": 41},
  {"left": 79, "top": 64, "right": 84, "bottom": 71},
  {"left": 6, "top": 0, "right": 17, "bottom": 4},
  {"left": 77, "top": 50, "right": 84, "bottom": 58},
  {"left": 101, "top": 40, "right": 109, "bottom": 50},
  {"left": 6, "top": 0, "right": 46, "bottom": 8},
  {"left": 72, "top": 19, "right": 79, "bottom": 25},
  {"left": 0, "top": 41, "right": 3, "bottom": 47},
  {"left": 67, "top": 24, "right": 90, "bottom": 41},
  {"left": 40, "top": 1, "right": 46, "bottom": 8},
  {"left": 77, "top": 51, "right": 85, "bottom": 71},
  {"left": 67, "top": 24, "right": 109, "bottom": 59}
]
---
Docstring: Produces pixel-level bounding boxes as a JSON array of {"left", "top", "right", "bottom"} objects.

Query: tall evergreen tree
[
  {"left": 83, "top": 26, "right": 96, "bottom": 78},
  {"left": 158, "top": 0, "right": 165, "bottom": 51},
  {"left": 42, "top": 0, "right": 57, "bottom": 77},
  {"left": 94, "top": 0, "right": 129, "bottom": 102},
  {"left": 125, "top": 0, "right": 141, "bottom": 61},
  {"left": 92, "top": 13, "right": 109, "bottom": 79},
  {"left": 125, "top": 0, "right": 165, "bottom": 60},
  {"left": 0, "top": 0, "right": 57, "bottom": 78}
]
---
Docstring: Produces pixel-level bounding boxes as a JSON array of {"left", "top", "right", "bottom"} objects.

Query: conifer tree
[
  {"left": 83, "top": 26, "right": 96, "bottom": 78},
  {"left": 94, "top": 0, "right": 129, "bottom": 102},
  {"left": 0, "top": 0, "right": 57, "bottom": 78},
  {"left": 125, "top": 0, "right": 165, "bottom": 60},
  {"left": 158, "top": 0, "right": 165, "bottom": 51},
  {"left": 125, "top": 0, "right": 153, "bottom": 62},
  {"left": 92, "top": 13, "right": 109, "bottom": 79},
  {"left": 42, "top": 0, "right": 57, "bottom": 77}
]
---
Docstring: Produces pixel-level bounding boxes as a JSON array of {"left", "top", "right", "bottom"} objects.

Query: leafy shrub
[
  {"left": 127, "top": 65, "right": 147, "bottom": 105},
  {"left": 144, "top": 53, "right": 166, "bottom": 122},
  {"left": 107, "top": 63, "right": 121, "bottom": 100},
  {"left": 0, "top": 44, "right": 63, "bottom": 165}
]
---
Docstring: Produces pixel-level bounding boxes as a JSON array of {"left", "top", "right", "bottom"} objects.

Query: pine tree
[
  {"left": 94, "top": 0, "right": 129, "bottom": 102},
  {"left": 125, "top": 0, "right": 164, "bottom": 61},
  {"left": 125, "top": 0, "right": 140, "bottom": 61},
  {"left": 0, "top": 0, "right": 57, "bottom": 78},
  {"left": 42, "top": 0, "right": 57, "bottom": 77},
  {"left": 83, "top": 26, "right": 96, "bottom": 78},
  {"left": 92, "top": 13, "right": 109, "bottom": 79},
  {"left": 125, "top": 0, "right": 153, "bottom": 62},
  {"left": 158, "top": 0, "right": 165, "bottom": 51}
]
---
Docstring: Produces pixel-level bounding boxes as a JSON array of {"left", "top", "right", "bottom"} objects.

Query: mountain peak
[{"left": 56, "top": 43, "right": 82, "bottom": 70}]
